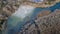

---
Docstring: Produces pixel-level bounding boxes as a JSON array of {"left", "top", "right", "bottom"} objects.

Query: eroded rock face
[
  {"left": 18, "top": 9, "right": 60, "bottom": 34},
  {"left": 0, "top": 0, "right": 60, "bottom": 34},
  {"left": 2, "top": 4, "right": 36, "bottom": 34},
  {"left": 0, "top": 0, "right": 23, "bottom": 32},
  {"left": 22, "top": 0, "right": 60, "bottom": 8},
  {"left": 35, "top": 9, "right": 60, "bottom": 34}
]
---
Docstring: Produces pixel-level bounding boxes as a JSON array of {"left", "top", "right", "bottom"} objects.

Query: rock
[
  {"left": 37, "top": 10, "right": 51, "bottom": 18},
  {"left": 18, "top": 9, "right": 60, "bottom": 34},
  {"left": 35, "top": 9, "right": 60, "bottom": 34}
]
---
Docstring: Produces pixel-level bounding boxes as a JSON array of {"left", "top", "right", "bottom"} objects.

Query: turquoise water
[
  {"left": 3, "top": 2, "right": 60, "bottom": 34},
  {"left": 31, "top": 2, "right": 60, "bottom": 18}
]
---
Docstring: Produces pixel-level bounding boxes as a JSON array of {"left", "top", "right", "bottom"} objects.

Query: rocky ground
[
  {"left": 0, "top": 0, "right": 60, "bottom": 34},
  {"left": 18, "top": 9, "right": 60, "bottom": 34},
  {"left": 0, "top": 0, "right": 22, "bottom": 31},
  {"left": 22, "top": 0, "right": 60, "bottom": 8},
  {"left": 35, "top": 9, "right": 60, "bottom": 34}
]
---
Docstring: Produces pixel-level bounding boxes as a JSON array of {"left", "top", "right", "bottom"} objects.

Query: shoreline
[{"left": 22, "top": 0, "right": 60, "bottom": 8}]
